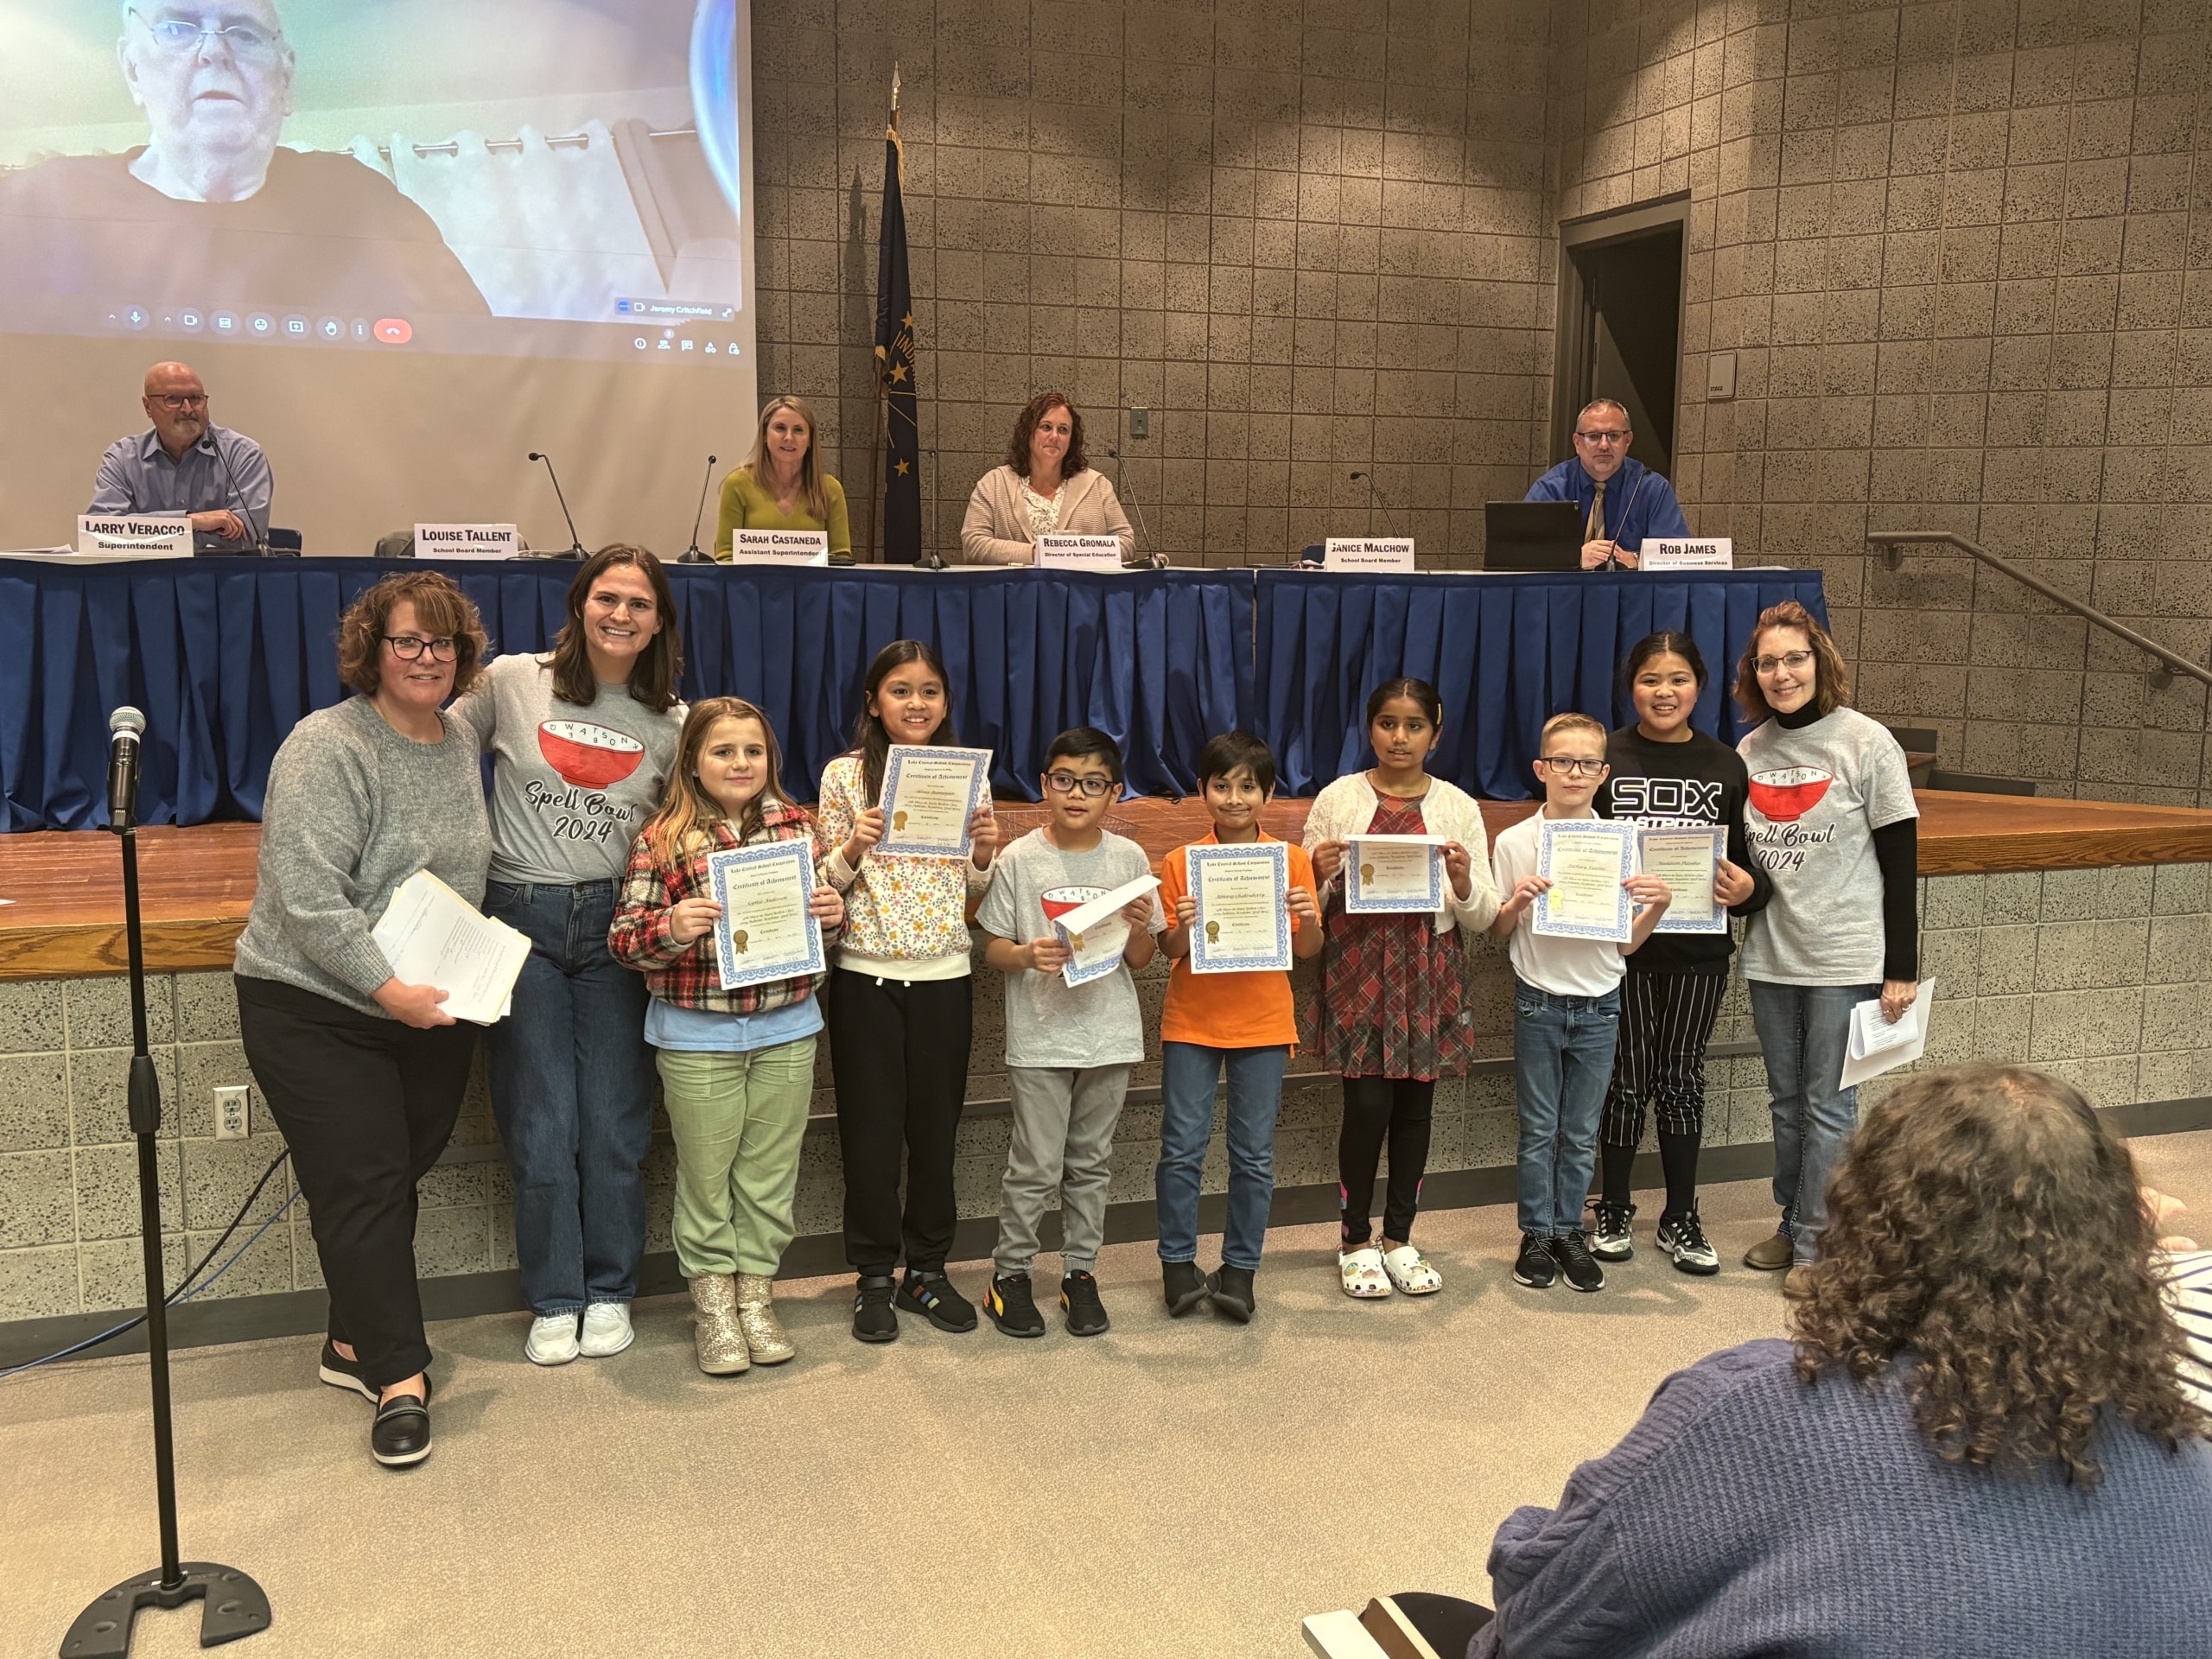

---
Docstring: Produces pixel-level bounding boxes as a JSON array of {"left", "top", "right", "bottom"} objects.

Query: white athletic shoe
[
  {"left": 524, "top": 1311, "right": 581, "bottom": 1366},
  {"left": 579, "top": 1301, "right": 635, "bottom": 1358}
]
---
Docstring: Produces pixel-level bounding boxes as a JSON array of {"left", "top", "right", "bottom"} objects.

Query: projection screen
[{"left": 0, "top": 0, "right": 757, "bottom": 557}]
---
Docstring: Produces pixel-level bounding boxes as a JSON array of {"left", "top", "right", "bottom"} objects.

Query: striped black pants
[{"left": 1599, "top": 970, "right": 1729, "bottom": 1147}]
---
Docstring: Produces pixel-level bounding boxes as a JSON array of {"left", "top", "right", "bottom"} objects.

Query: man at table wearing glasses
[
  {"left": 89, "top": 361, "right": 270, "bottom": 552},
  {"left": 1522, "top": 398, "right": 1690, "bottom": 570},
  {"left": 0, "top": 1, "right": 486, "bottom": 318}
]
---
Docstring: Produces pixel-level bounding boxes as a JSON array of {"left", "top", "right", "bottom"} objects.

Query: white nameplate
[
  {"left": 1034, "top": 533, "right": 1125, "bottom": 571},
  {"left": 1642, "top": 537, "right": 1733, "bottom": 570},
  {"left": 77, "top": 514, "right": 192, "bottom": 558},
  {"left": 730, "top": 528, "right": 830, "bottom": 566},
  {"left": 414, "top": 523, "right": 520, "bottom": 561},
  {"left": 1325, "top": 537, "right": 1415, "bottom": 572}
]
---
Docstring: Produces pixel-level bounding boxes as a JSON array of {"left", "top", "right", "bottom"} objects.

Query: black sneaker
[
  {"left": 985, "top": 1273, "right": 1046, "bottom": 1338},
  {"left": 317, "top": 1338, "right": 377, "bottom": 1403},
  {"left": 1060, "top": 1271, "right": 1109, "bottom": 1337},
  {"left": 1208, "top": 1265, "right": 1255, "bottom": 1322},
  {"left": 897, "top": 1268, "right": 978, "bottom": 1332},
  {"left": 1551, "top": 1230, "right": 1605, "bottom": 1293},
  {"left": 1656, "top": 1208, "right": 1720, "bottom": 1275},
  {"left": 369, "top": 1391, "right": 431, "bottom": 1468},
  {"left": 1587, "top": 1199, "right": 1636, "bottom": 1262},
  {"left": 852, "top": 1274, "right": 899, "bottom": 1344},
  {"left": 1513, "top": 1233, "right": 1557, "bottom": 1288},
  {"left": 1162, "top": 1260, "right": 1213, "bottom": 1317}
]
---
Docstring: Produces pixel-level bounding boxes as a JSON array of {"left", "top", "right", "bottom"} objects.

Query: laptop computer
[{"left": 1483, "top": 501, "right": 1585, "bottom": 571}]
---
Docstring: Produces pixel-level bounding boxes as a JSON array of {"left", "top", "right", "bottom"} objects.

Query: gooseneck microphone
[
  {"left": 527, "top": 451, "right": 587, "bottom": 559},
  {"left": 203, "top": 432, "right": 270, "bottom": 556},
  {"left": 1350, "top": 470, "right": 1408, "bottom": 541},
  {"left": 680, "top": 454, "right": 720, "bottom": 563},
  {"left": 108, "top": 706, "right": 146, "bottom": 832},
  {"left": 1106, "top": 446, "right": 1167, "bottom": 569}
]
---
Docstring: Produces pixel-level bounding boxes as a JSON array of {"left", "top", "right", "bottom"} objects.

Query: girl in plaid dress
[{"left": 1303, "top": 679, "right": 1499, "bottom": 1300}]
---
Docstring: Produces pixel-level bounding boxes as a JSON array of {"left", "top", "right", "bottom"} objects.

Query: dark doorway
[{"left": 1552, "top": 197, "right": 1688, "bottom": 482}]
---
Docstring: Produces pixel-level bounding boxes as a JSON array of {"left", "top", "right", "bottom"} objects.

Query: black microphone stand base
[{"left": 64, "top": 1565, "right": 270, "bottom": 1656}]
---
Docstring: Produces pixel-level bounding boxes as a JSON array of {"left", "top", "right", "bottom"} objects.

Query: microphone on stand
[
  {"left": 203, "top": 433, "right": 270, "bottom": 556},
  {"left": 1350, "top": 470, "right": 1408, "bottom": 541},
  {"left": 1107, "top": 446, "right": 1167, "bottom": 569},
  {"left": 526, "top": 451, "right": 587, "bottom": 559},
  {"left": 107, "top": 705, "right": 146, "bottom": 832},
  {"left": 680, "top": 454, "right": 720, "bottom": 563}
]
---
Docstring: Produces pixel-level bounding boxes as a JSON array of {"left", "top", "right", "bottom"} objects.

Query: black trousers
[
  {"left": 1600, "top": 969, "right": 1728, "bottom": 1147},
  {"left": 1338, "top": 1077, "right": 1435, "bottom": 1247},
  {"left": 827, "top": 969, "right": 973, "bottom": 1275},
  {"left": 235, "top": 975, "right": 478, "bottom": 1390}
]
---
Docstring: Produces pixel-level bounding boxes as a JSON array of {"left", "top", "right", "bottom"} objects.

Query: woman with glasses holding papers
[
  {"left": 231, "top": 572, "right": 493, "bottom": 1469},
  {"left": 1732, "top": 601, "right": 1919, "bottom": 1296}
]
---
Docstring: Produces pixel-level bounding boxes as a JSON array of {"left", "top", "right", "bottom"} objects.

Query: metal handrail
[{"left": 1867, "top": 530, "right": 2212, "bottom": 690}]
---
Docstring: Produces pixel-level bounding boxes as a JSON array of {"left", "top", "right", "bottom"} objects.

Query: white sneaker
[
  {"left": 579, "top": 1301, "right": 634, "bottom": 1358},
  {"left": 524, "top": 1311, "right": 580, "bottom": 1366}
]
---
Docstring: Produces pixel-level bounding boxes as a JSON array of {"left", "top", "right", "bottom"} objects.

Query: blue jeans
[
  {"left": 1155, "top": 1041, "right": 1287, "bottom": 1271},
  {"left": 1512, "top": 980, "right": 1621, "bottom": 1237},
  {"left": 1748, "top": 979, "right": 1877, "bottom": 1267},
  {"left": 483, "top": 880, "right": 658, "bottom": 1315}
]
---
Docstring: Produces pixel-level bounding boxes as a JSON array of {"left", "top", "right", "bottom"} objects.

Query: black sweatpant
[
  {"left": 827, "top": 969, "right": 973, "bottom": 1275},
  {"left": 235, "top": 975, "right": 478, "bottom": 1390},
  {"left": 1337, "top": 1077, "right": 1435, "bottom": 1247}
]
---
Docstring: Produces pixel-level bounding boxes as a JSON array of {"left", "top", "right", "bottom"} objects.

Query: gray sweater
[
  {"left": 232, "top": 696, "right": 492, "bottom": 1017},
  {"left": 1472, "top": 1338, "right": 2212, "bottom": 1658}
]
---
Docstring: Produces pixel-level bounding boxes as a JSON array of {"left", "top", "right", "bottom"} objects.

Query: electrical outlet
[
  {"left": 214, "top": 1084, "right": 251, "bottom": 1141},
  {"left": 1128, "top": 406, "right": 1150, "bottom": 439}
]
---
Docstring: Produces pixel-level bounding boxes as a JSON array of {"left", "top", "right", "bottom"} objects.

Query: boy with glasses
[
  {"left": 1490, "top": 713, "right": 1671, "bottom": 1291},
  {"left": 976, "top": 728, "right": 1164, "bottom": 1337},
  {"left": 1522, "top": 397, "right": 1690, "bottom": 569}
]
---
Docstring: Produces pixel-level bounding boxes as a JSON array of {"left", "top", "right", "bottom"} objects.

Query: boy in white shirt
[{"left": 1491, "top": 713, "right": 1671, "bottom": 1292}]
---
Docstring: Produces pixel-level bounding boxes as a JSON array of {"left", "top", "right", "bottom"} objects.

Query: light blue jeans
[
  {"left": 1155, "top": 1042, "right": 1287, "bottom": 1271},
  {"left": 1748, "top": 980, "right": 1879, "bottom": 1266},
  {"left": 1512, "top": 981, "right": 1621, "bottom": 1237}
]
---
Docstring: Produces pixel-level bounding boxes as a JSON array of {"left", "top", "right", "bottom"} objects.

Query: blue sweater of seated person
[{"left": 1471, "top": 1338, "right": 2212, "bottom": 1658}]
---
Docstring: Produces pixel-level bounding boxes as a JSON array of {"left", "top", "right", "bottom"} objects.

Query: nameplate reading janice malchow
[{"left": 414, "top": 523, "right": 520, "bottom": 561}]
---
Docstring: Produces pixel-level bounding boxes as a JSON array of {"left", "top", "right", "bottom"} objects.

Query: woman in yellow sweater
[{"left": 713, "top": 395, "right": 853, "bottom": 560}]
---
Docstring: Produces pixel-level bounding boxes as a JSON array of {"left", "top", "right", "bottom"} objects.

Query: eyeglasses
[
  {"left": 384, "top": 634, "right": 458, "bottom": 662},
  {"left": 1574, "top": 429, "right": 1630, "bottom": 446},
  {"left": 129, "top": 10, "right": 286, "bottom": 61},
  {"left": 1045, "top": 770, "right": 1114, "bottom": 798},
  {"left": 1537, "top": 756, "right": 1605, "bottom": 777},
  {"left": 1753, "top": 650, "right": 1816, "bottom": 675},
  {"left": 150, "top": 392, "right": 208, "bottom": 410}
]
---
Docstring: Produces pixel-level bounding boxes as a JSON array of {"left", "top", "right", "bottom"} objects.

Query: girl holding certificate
[
  {"left": 1303, "top": 678, "right": 1500, "bottom": 1300},
  {"left": 609, "top": 698, "right": 843, "bottom": 1375},
  {"left": 819, "top": 640, "right": 1001, "bottom": 1343},
  {"left": 1733, "top": 601, "right": 1919, "bottom": 1294},
  {"left": 1588, "top": 632, "right": 1771, "bottom": 1274}
]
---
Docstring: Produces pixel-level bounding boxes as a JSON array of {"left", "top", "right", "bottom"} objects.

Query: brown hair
[
  {"left": 1792, "top": 1065, "right": 2209, "bottom": 1488},
  {"left": 741, "top": 394, "right": 832, "bottom": 524},
  {"left": 640, "top": 697, "right": 797, "bottom": 861},
  {"left": 546, "top": 544, "right": 682, "bottom": 711},
  {"left": 1734, "top": 600, "right": 1850, "bottom": 723},
  {"left": 336, "top": 570, "right": 488, "bottom": 698},
  {"left": 1004, "top": 391, "right": 1088, "bottom": 478}
]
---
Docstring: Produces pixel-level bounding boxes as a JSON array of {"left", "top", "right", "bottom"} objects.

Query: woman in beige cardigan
[{"left": 960, "top": 391, "right": 1135, "bottom": 565}]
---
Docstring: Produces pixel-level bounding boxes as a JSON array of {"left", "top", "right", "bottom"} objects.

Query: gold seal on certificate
[
  {"left": 1344, "top": 834, "right": 1448, "bottom": 915},
  {"left": 1187, "top": 842, "right": 1292, "bottom": 974},
  {"left": 1532, "top": 818, "right": 1637, "bottom": 942},
  {"left": 705, "top": 841, "right": 826, "bottom": 990},
  {"left": 876, "top": 745, "right": 992, "bottom": 859},
  {"left": 1638, "top": 825, "right": 1727, "bottom": 935}
]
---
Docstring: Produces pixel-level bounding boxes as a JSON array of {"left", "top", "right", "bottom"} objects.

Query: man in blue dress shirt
[
  {"left": 89, "top": 361, "right": 272, "bottom": 552},
  {"left": 1523, "top": 397, "right": 1689, "bottom": 569}
]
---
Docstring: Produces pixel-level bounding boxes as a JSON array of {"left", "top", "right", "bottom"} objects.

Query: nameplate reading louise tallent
[
  {"left": 77, "top": 514, "right": 192, "bottom": 558},
  {"left": 729, "top": 528, "right": 830, "bottom": 567},
  {"left": 1324, "top": 537, "right": 1415, "bottom": 572},
  {"left": 414, "top": 523, "right": 519, "bottom": 561},
  {"left": 1034, "top": 533, "right": 1125, "bottom": 571}
]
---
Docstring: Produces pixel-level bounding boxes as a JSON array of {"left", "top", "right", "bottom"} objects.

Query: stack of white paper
[
  {"left": 369, "top": 871, "right": 532, "bottom": 1025},
  {"left": 1839, "top": 980, "right": 1935, "bottom": 1088}
]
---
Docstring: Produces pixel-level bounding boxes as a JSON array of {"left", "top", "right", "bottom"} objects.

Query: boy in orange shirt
[{"left": 1154, "top": 732, "right": 1325, "bottom": 1321}]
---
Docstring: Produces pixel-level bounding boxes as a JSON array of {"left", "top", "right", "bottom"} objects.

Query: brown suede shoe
[{"left": 1744, "top": 1230, "right": 1795, "bottom": 1271}]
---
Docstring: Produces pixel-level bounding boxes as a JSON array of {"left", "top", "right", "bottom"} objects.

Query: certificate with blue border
[
  {"left": 1344, "top": 835, "right": 1447, "bottom": 915},
  {"left": 877, "top": 745, "right": 992, "bottom": 860},
  {"left": 1188, "top": 841, "right": 1292, "bottom": 975},
  {"left": 1641, "top": 825, "right": 1730, "bottom": 936},
  {"left": 1532, "top": 818, "right": 1636, "bottom": 943},
  {"left": 705, "top": 841, "right": 825, "bottom": 990}
]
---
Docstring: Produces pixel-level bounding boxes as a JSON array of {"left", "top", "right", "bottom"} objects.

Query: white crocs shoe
[
  {"left": 1338, "top": 1246, "right": 1392, "bottom": 1300},
  {"left": 524, "top": 1311, "right": 580, "bottom": 1366},
  {"left": 1380, "top": 1243, "right": 1442, "bottom": 1295}
]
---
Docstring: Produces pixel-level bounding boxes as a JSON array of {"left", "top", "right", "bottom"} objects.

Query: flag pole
[{"left": 865, "top": 67, "right": 901, "bottom": 565}]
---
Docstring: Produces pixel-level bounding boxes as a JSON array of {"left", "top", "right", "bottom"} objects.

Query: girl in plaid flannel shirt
[{"left": 610, "top": 697, "right": 842, "bottom": 1375}]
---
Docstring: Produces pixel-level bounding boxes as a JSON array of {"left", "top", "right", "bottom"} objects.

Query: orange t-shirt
[{"left": 1157, "top": 830, "right": 1319, "bottom": 1050}]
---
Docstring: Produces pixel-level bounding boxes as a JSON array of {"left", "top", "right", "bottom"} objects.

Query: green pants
[{"left": 655, "top": 1037, "right": 816, "bottom": 1279}]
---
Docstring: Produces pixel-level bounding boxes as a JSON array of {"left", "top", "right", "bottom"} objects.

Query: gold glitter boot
[
  {"left": 733, "top": 1273, "right": 795, "bottom": 1365},
  {"left": 688, "top": 1273, "right": 748, "bottom": 1375}
]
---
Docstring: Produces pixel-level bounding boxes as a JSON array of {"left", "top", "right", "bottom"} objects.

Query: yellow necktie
[{"left": 1586, "top": 480, "right": 1607, "bottom": 543}]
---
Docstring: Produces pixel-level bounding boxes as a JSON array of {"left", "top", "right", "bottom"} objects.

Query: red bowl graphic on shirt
[
  {"left": 1039, "top": 885, "right": 1105, "bottom": 927},
  {"left": 537, "top": 720, "right": 645, "bottom": 790},
  {"left": 1747, "top": 766, "right": 1834, "bottom": 823}
]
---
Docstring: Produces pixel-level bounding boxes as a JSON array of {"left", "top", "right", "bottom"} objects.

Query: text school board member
[
  {"left": 714, "top": 395, "right": 852, "bottom": 560},
  {"left": 89, "top": 360, "right": 271, "bottom": 551},
  {"left": 1524, "top": 397, "right": 1689, "bottom": 569},
  {"left": 960, "top": 391, "right": 1135, "bottom": 566}
]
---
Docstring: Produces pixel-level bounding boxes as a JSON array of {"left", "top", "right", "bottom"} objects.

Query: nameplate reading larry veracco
[
  {"left": 730, "top": 528, "right": 830, "bottom": 567},
  {"left": 78, "top": 513, "right": 193, "bottom": 557},
  {"left": 414, "top": 523, "right": 520, "bottom": 561}
]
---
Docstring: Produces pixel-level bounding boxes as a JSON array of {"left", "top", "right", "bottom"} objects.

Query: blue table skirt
[{"left": 1253, "top": 568, "right": 1831, "bottom": 798}]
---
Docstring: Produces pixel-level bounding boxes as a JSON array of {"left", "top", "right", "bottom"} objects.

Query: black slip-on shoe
[
  {"left": 852, "top": 1274, "right": 899, "bottom": 1344},
  {"left": 897, "top": 1268, "right": 978, "bottom": 1333},
  {"left": 317, "top": 1339, "right": 377, "bottom": 1403},
  {"left": 1207, "top": 1265, "right": 1255, "bottom": 1323},
  {"left": 986, "top": 1273, "right": 1046, "bottom": 1338},
  {"left": 1162, "top": 1260, "right": 1212, "bottom": 1317},
  {"left": 370, "top": 1393, "right": 432, "bottom": 1468},
  {"left": 1060, "top": 1271, "right": 1109, "bottom": 1337}
]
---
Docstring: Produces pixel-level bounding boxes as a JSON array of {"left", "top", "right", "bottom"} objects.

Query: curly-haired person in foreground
[{"left": 1390, "top": 1064, "right": 2212, "bottom": 1659}]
